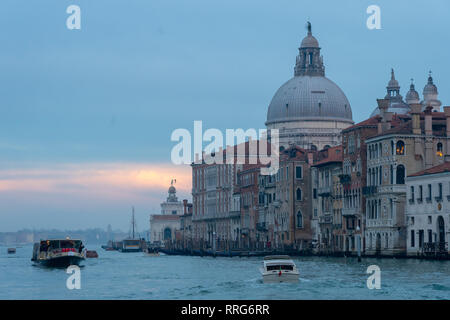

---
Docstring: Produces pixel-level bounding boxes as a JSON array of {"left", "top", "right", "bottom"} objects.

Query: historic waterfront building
[
  {"left": 311, "top": 146, "right": 344, "bottom": 253},
  {"left": 265, "top": 23, "right": 354, "bottom": 150},
  {"left": 364, "top": 100, "right": 450, "bottom": 255},
  {"left": 150, "top": 182, "right": 184, "bottom": 245},
  {"left": 406, "top": 162, "right": 450, "bottom": 256},
  {"left": 258, "top": 147, "right": 315, "bottom": 250},
  {"left": 340, "top": 116, "right": 380, "bottom": 255}
]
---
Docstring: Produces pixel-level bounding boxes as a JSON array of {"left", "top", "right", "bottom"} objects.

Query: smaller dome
[
  {"left": 300, "top": 22, "right": 319, "bottom": 48},
  {"left": 168, "top": 185, "right": 176, "bottom": 194},
  {"left": 301, "top": 35, "right": 319, "bottom": 48},
  {"left": 387, "top": 69, "right": 399, "bottom": 88},
  {"left": 423, "top": 74, "right": 438, "bottom": 96},
  {"left": 405, "top": 81, "right": 420, "bottom": 104}
]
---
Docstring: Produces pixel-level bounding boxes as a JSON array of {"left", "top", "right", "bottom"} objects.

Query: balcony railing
[
  {"left": 339, "top": 174, "right": 351, "bottom": 185},
  {"left": 319, "top": 214, "right": 333, "bottom": 224},
  {"left": 318, "top": 186, "right": 332, "bottom": 197},
  {"left": 342, "top": 207, "right": 358, "bottom": 216},
  {"left": 422, "top": 242, "right": 448, "bottom": 255},
  {"left": 435, "top": 196, "right": 443, "bottom": 202}
]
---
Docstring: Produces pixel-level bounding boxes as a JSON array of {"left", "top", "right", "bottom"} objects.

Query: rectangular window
[
  {"left": 428, "top": 229, "right": 433, "bottom": 243},
  {"left": 419, "top": 230, "right": 424, "bottom": 248},
  {"left": 295, "top": 166, "right": 303, "bottom": 179},
  {"left": 427, "top": 184, "right": 432, "bottom": 202},
  {"left": 410, "top": 186, "right": 415, "bottom": 202},
  {"left": 286, "top": 167, "right": 289, "bottom": 180},
  {"left": 419, "top": 185, "right": 423, "bottom": 201},
  {"left": 313, "top": 188, "right": 317, "bottom": 199},
  {"left": 438, "top": 183, "right": 443, "bottom": 200},
  {"left": 411, "top": 230, "right": 415, "bottom": 247}
]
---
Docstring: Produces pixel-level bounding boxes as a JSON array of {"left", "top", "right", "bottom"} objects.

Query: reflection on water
[{"left": 0, "top": 245, "right": 449, "bottom": 299}]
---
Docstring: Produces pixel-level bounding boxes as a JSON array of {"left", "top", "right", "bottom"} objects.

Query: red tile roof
[
  {"left": 343, "top": 116, "right": 380, "bottom": 132},
  {"left": 312, "top": 145, "right": 343, "bottom": 167},
  {"left": 408, "top": 162, "right": 450, "bottom": 177}
]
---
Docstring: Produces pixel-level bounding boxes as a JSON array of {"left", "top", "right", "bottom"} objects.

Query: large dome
[{"left": 266, "top": 75, "right": 353, "bottom": 125}]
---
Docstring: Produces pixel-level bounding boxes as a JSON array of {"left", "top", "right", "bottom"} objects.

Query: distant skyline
[{"left": 1, "top": 0, "right": 450, "bottom": 231}]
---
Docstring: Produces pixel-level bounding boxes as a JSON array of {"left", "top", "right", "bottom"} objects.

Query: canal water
[{"left": 0, "top": 245, "right": 449, "bottom": 299}]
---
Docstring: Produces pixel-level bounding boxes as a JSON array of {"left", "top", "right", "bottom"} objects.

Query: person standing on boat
[{"left": 79, "top": 241, "right": 85, "bottom": 253}]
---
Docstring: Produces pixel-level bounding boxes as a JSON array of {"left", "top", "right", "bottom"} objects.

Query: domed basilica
[{"left": 266, "top": 23, "right": 354, "bottom": 150}]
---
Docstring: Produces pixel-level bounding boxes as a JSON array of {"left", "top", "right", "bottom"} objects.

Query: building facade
[
  {"left": 150, "top": 183, "right": 184, "bottom": 245},
  {"left": 406, "top": 162, "right": 450, "bottom": 256}
]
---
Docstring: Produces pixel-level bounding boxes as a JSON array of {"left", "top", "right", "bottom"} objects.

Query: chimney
[
  {"left": 384, "top": 112, "right": 393, "bottom": 131},
  {"left": 410, "top": 103, "right": 422, "bottom": 135},
  {"left": 444, "top": 106, "right": 450, "bottom": 137},
  {"left": 307, "top": 152, "right": 314, "bottom": 165},
  {"left": 425, "top": 105, "right": 433, "bottom": 136},
  {"left": 183, "top": 199, "right": 188, "bottom": 214},
  {"left": 377, "top": 99, "right": 389, "bottom": 119},
  {"left": 377, "top": 99, "right": 390, "bottom": 133},
  {"left": 377, "top": 117, "right": 382, "bottom": 134}
]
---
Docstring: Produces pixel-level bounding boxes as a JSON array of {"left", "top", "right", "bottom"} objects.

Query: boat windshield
[
  {"left": 40, "top": 240, "right": 82, "bottom": 250},
  {"left": 266, "top": 264, "right": 294, "bottom": 271}
]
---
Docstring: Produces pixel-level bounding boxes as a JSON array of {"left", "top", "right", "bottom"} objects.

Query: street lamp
[{"left": 356, "top": 225, "right": 361, "bottom": 262}]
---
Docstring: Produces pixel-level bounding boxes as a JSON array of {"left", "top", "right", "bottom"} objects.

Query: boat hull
[
  {"left": 260, "top": 269, "right": 299, "bottom": 283},
  {"left": 36, "top": 255, "right": 85, "bottom": 268}
]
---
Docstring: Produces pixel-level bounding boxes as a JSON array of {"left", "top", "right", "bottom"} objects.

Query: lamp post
[{"left": 356, "top": 225, "right": 361, "bottom": 262}]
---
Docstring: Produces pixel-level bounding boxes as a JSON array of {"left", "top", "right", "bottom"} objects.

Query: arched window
[
  {"left": 311, "top": 145, "right": 317, "bottom": 151},
  {"left": 396, "top": 140, "right": 405, "bottom": 155},
  {"left": 396, "top": 165, "right": 405, "bottom": 185},
  {"left": 437, "top": 142, "right": 443, "bottom": 157},
  {"left": 391, "top": 141, "right": 394, "bottom": 155},
  {"left": 163, "top": 227, "right": 172, "bottom": 240},
  {"left": 296, "top": 188, "right": 302, "bottom": 201},
  {"left": 296, "top": 211, "right": 303, "bottom": 228}
]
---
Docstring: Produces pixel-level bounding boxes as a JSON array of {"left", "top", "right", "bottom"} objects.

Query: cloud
[
  {"left": 0, "top": 162, "right": 192, "bottom": 195},
  {"left": 0, "top": 162, "right": 192, "bottom": 231}
]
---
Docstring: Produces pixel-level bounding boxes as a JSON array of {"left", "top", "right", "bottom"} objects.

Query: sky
[{"left": 1, "top": 0, "right": 450, "bottom": 231}]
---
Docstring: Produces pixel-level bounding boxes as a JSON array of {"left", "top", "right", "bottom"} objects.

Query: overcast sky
[{"left": 1, "top": 0, "right": 449, "bottom": 231}]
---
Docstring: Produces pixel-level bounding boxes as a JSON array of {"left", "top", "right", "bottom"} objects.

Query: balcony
[
  {"left": 256, "top": 222, "right": 268, "bottom": 232},
  {"left": 319, "top": 214, "right": 333, "bottom": 224},
  {"left": 342, "top": 207, "right": 358, "bottom": 216},
  {"left": 447, "top": 195, "right": 450, "bottom": 202},
  {"left": 339, "top": 174, "right": 351, "bottom": 185},
  {"left": 408, "top": 199, "right": 415, "bottom": 205},
  {"left": 417, "top": 198, "right": 423, "bottom": 204},
  {"left": 318, "top": 186, "right": 332, "bottom": 197},
  {"left": 229, "top": 210, "right": 241, "bottom": 218},
  {"left": 362, "top": 186, "right": 378, "bottom": 195},
  {"left": 426, "top": 197, "right": 432, "bottom": 203},
  {"left": 435, "top": 196, "right": 443, "bottom": 203}
]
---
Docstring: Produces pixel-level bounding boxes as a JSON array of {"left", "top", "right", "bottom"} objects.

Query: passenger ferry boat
[
  {"left": 260, "top": 255, "right": 300, "bottom": 283},
  {"left": 31, "top": 239, "right": 85, "bottom": 267}
]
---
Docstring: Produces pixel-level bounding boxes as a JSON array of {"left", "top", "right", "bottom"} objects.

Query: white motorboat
[{"left": 259, "top": 255, "right": 299, "bottom": 283}]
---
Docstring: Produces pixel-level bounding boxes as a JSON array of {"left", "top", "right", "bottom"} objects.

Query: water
[{"left": 0, "top": 245, "right": 449, "bottom": 299}]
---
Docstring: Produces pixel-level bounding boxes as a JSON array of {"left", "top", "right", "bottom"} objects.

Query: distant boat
[
  {"left": 119, "top": 206, "right": 146, "bottom": 252},
  {"left": 7, "top": 248, "right": 16, "bottom": 254},
  {"left": 144, "top": 247, "right": 160, "bottom": 256},
  {"left": 31, "top": 239, "right": 85, "bottom": 267},
  {"left": 86, "top": 250, "right": 98, "bottom": 258}
]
